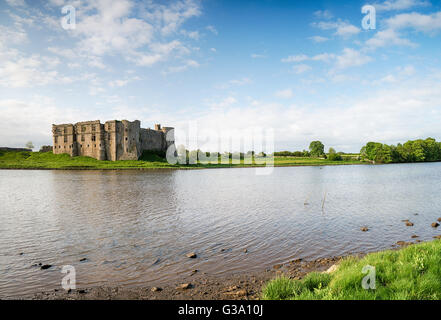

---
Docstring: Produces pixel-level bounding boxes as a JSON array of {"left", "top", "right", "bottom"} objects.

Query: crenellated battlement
[{"left": 52, "top": 120, "right": 174, "bottom": 161}]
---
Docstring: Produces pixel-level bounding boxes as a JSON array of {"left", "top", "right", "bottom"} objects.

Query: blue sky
[{"left": 1, "top": 0, "right": 441, "bottom": 152}]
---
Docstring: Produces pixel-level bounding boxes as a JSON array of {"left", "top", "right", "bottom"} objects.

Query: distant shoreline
[
  {"left": 0, "top": 150, "right": 367, "bottom": 170},
  {"left": 0, "top": 162, "right": 370, "bottom": 171}
]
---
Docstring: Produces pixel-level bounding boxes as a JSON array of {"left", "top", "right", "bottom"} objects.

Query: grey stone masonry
[{"left": 52, "top": 120, "right": 174, "bottom": 161}]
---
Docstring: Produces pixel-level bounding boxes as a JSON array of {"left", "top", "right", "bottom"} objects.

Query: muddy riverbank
[{"left": 25, "top": 256, "right": 346, "bottom": 300}]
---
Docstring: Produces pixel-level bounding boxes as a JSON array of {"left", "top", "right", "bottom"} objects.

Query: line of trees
[
  {"left": 360, "top": 138, "right": 441, "bottom": 163},
  {"left": 274, "top": 141, "right": 345, "bottom": 161}
]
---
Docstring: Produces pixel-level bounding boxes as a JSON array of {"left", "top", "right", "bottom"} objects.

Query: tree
[
  {"left": 327, "top": 147, "right": 342, "bottom": 161},
  {"left": 25, "top": 141, "right": 34, "bottom": 150},
  {"left": 309, "top": 141, "right": 325, "bottom": 157}
]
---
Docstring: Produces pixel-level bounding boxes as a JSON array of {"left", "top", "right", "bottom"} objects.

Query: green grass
[
  {"left": 262, "top": 240, "right": 441, "bottom": 300},
  {"left": 0, "top": 151, "right": 364, "bottom": 170}
]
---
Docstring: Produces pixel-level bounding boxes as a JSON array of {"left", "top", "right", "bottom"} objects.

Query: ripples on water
[{"left": 1, "top": 163, "right": 441, "bottom": 297}]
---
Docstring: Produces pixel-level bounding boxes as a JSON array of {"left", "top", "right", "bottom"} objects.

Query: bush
[{"left": 328, "top": 153, "right": 342, "bottom": 161}]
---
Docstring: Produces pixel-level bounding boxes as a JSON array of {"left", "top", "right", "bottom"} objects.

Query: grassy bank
[
  {"left": 0, "top": 151, "right": 364, "bottom": 170},
  {"left": 262, "top": 240, "right": 441, "bottom": 300}
]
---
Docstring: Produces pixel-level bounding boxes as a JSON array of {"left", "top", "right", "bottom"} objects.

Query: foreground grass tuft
[{"left": 262, "top": 240, "right": 441, "bottom": 300}]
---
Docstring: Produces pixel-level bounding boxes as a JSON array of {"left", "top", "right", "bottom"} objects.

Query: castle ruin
[{"left": 52, "top": 120, "right": 174, "bottom": 161}]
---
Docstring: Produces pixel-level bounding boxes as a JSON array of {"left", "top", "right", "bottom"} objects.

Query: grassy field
[
  {"left": 262, "top": 240, "right": 441, "bottom": 300},
  {"left": 0, "top": 151, "right": 364, "bottom": 169}
]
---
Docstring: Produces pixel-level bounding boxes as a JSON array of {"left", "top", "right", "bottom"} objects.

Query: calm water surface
[{"left": 1, "top": 164, "right": 441, "bottom": 297}]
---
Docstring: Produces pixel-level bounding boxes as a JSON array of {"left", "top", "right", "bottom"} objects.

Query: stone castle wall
[{"left": 52, "top": 120, "right": 174, "bottom": 161}]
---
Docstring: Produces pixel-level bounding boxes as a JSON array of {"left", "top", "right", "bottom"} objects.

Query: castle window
[
  {"left": 125, "top": 137, "right": 128, "bottom": 141},
  {"left": 92, "top": 125, "right": 96, "bottom": 132},
  {"left": 94, "top": 144, "right": 96, "bottom": 148},
  {"left": 54, "top": 136, "right": 58, "bottom": 143},
  {"left": 81, "top": 135, "right": 85, "bottom": 142},
  {"left": 64, "top": 136, "right": 68, "bottom": 143},
  {"left": 82, "top": 126, "right": 86, "bottom": 132},
  {"left": 126, "top": 148, "right": 128, "bottom": 152},
  {"left": 64, "top": 127, "right": 67, "bottom": 134},
  {"left": 92, "top": 135, "right": 96, "bottom": 142}
]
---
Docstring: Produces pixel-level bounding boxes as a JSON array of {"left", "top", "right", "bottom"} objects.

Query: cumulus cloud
[
  {"left": 313, "top": 20, "right": 361, "bottom": 38},
  {"left": 292, "top": 64, "right": 311, "bottom": 74},
  {"left": 374, "top": 0, "right": 430, "bottom": 12},
  {"left": 282, "top": 49, "right": 368, "bottom": 72},
  {"left": 365, "top": 28, "right": 416, "bottom": 49},
  {"left": 309, "top": 35, "right": 329, "bottom": 43},
  {"left": 333, "top": 48, "right": 372, "bottom": 70},
  {"left": 386, "top": 11, "right": 441, "bottom": 32},
  {"left": 275, "top": 89, "right": 293, "bottom": 99}
]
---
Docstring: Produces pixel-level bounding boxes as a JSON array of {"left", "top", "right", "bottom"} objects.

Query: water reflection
[{"left": 1, "top": 163, "right": 441, "bottom": 297}]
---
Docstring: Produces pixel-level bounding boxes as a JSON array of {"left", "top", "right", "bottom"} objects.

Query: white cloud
[
  {"left": 73, "top": 0, "right": 154, "bottom": 56},
  {"left": 314, "top": 20, "right": 361, "bottom": 38},
  {"left": 275, "top": 89, "right": 293, "bottom": 99},
  {"left": 177, "top": 78, "right": 441, "bottom": 151},
  {"left": 311, "top": 53, "right": 335, "bottom": 62},
  {"left": 5, "top": 0, "right": 26, "bottom": 6},
  {"left": 292, "top": 64, "right": 311, "bottom": 74},
  {"left": 141, "top": 0, "right": 202, "bottom": 35},
  {"left": 129, "top": 40, "right": 190, "bottom": 66},
  {"left": 0, "top": 97, "right": 95, "bottom": 148},
  {"left": 216, "top": 77, "right": 252, "bottom": 89},
  {"left": 251, "top": 53, "right": 266, "bottom": 58},
  {"left": 374, "top": 0, "right": 430, "bottom": 11},
  {"left": 208, "top": 96, "right": 237, "bottom": 109},
  {"left": 281, "top": 54, "right": 309, "bottom": 63},
  {"left": 386, "top": 11, "right": 441, "bottom": 32},
  {"left": 162, "top": 59, "right": 200, "bottom": 74},
  {"left": 313, "top": 10, "right": 333, "bottom": 19},
  {"left": 181, "top": 30, "right": 200, "bottom": 39},
  {"left": 334, "top": 23, "right": 361, "bottom": 37},
  {"left": 206, "top": 25, "right": 218, "bottom": 35},
  {"left": 334, "top": 48, "right": 372, "bottom": 70},
  {"left": 282, "top": 52, "right": 335, "bottom": 65},
  {"left": 228, "top": 77, "right": 251, "bottom": 86},
  {"left": 42, "top": 0, "right": 203, "bottom": 70},
  {"left": 365, "top": 28, "right": 416, "bottom": 49},
  {"left": 309, "top": 35, "right": 329, "bottom": 43},
  {"left": 0, "top": 24, "right": 27, "bottom": 47},
  {"left": 109, "top": 79, "right": 130, "bottom": 87},
  {"left": 0, "top": 54, "right": 58, "bottom": 88}
]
